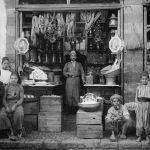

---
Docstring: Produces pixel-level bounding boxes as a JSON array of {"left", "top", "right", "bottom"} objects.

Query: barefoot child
[
  {"left": 135, "top": 71, "right": 150, "bottom": 142},
  {"left": 0, "top": 72, "right": 24, "bottom": 140},
  {"left": 105, "top": 94, "right": 131, "bottom": 141}
]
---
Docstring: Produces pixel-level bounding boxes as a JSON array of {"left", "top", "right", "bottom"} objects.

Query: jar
[
  {"left": 54, "top": 75, "right": 61, "bottom": 84},
  {"left": 47, "top": 72, "right": 54, "bottom": 83}
]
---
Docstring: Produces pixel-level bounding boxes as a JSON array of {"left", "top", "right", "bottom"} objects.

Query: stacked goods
[
  {"left": 38, "top": 95, "right": 62, "bottom": 132},
  {"left": 76, "top": 109, "right": 103, "bottom": 139}
]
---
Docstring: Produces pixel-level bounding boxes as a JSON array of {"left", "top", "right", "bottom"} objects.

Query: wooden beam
[{"left": 16, "top": 3, "right": 121, "bottom": 12}]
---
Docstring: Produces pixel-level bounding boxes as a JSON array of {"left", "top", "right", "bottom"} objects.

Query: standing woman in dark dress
[{"left": 63, "top": 51, "right": 85, "bottom": 114}]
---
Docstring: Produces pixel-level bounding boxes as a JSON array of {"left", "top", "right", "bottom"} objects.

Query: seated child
[
  {"left": 0, "top": 72, "right": 24, "bottom": 141},
  {"left": 105, "top": 94, "right": 131, "bottom": 141}
]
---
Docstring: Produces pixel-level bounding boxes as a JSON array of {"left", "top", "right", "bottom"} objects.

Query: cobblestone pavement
[{"left": 0, "top": 131, "right": 150, "bottom": 150}]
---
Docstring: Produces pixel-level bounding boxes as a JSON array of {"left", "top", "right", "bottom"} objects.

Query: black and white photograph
[{"left": 0, "top": 0, "right": 150, "bottom": 149}]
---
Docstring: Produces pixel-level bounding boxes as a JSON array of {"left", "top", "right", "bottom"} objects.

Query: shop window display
[{"left": 21, "top": 10, "right": 120, "bottom": 85}]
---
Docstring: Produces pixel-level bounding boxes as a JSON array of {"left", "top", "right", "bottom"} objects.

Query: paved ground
[
  {"left": 0, "top": 131, "right": 150, "bottom": 150},
  {"left": 0, "top": 114, "right": 149, "bottom": 150}
]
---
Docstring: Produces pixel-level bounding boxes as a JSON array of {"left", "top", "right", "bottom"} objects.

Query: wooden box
[
  {"left": 23, "top": 95, "right": 38, "bottom": 115},
  {"left": 76, "top": 109, "right": 103, "bottom": 138},
  {"left": 38, "top": 114, "right": 61, "bottom": 132},
  {"left": 40, "top": 95, "right": 62, "bottom": 112},
  {"left": 24, "top": 115, "right": 38, "bottom": 131},
  {"left": 76, "top": 110, "right": 102, "bottom": 125},
  {"left": 40, "top": 95, "right": 62, "bottom": 106},
  {"left": 77, "top": 124, "right": 103, "bottom": 139},
  {"left": 38, "top": 95, "right": 62, "bottom": 132}
]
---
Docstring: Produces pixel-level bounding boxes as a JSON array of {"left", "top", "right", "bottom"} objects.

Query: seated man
[{"left": 105, "top": 94, "right": 132, "bottom": 141}]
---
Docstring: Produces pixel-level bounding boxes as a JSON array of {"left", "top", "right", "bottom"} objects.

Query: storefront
[{"left": 2, "top": 0, "right": 146, "bottom": 133}]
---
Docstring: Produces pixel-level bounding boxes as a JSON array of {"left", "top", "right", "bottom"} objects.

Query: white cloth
[
  {"left": 0, "top": 69, "right": 11, "bottom": 84},
  {"left": 106, "top": 105, "right": 130, "bottom": 122},
  {"left": 29, "top": 66, "right": 47, "bottom": 80}
]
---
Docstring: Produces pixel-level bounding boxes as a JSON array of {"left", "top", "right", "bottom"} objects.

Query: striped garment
[{"left": 135, "top": 84, "right": 150, "bottom": 136}]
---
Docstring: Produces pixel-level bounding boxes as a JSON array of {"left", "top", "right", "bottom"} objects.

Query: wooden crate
[
  {"left": 38, "top": 95, "right": 62, "bottom": 132},
  {"left": 76, "top": 109, "right": 103, "bottom": 138},
  {"left": 24, "top": 115, "right": 38, "bottom": 131},
  {"left": 77, "top": 124, "right": 103, "bottom": 139},
  {"left": 40, "top": 104, "right": 61, "bottom": 113},
  {"left": 23, "top": 101, "right": 39, "bottom": 115},
  {"left": 40, "top": 95, "right": 62, "bottom": 106},
  {"left": 38, "top": 114, "right": 61, "bottom": 132},
  {"left": 38, "top": 125, "right": 61, "bottom": 132},
  {"left": 76, "top": 110, "right": 102, "bottom": 125}
]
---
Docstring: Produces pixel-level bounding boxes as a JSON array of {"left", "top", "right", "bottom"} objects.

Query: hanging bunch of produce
[
  {"left": 44, "top": 13, "right": 58, "bottom": 43},
  {"left": 56, "top": 13, "right": 65, "bottom": 37},
  {"left": 31, "top": 15, "right": 39, "bottom": 46},
  {"left": 66, "top": 12, "right": 76, "bottom": 37},
  {"left": 80, "top": 11, "right": 95, "bottom": 31}
]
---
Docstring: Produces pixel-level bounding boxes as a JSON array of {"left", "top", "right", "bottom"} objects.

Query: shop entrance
[{"left": 16, "top": 1, "right": 123, "bottom": 134}]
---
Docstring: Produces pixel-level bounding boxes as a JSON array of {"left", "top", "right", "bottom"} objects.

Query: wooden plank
[
  {"left": 40, "top": 95, "right": 62, "bottom": 105},
  {"left": 38, "top": 125, "right": 61, "bottom": 132},
  {"left": 76, "top": 110, "right": 102, "bottom": 125},
  {"left": 24, "top": 115, "right": 38, "bottom": 131},
  {"left": 38, "top": 115, "right": 61, "bottom": 125},
  {"left": 39, "top": 111, "right": 61, "bottom": 116},
  {"left": 77, "top": 124, "right": 103, "bottom": 139},
  {"left": 40, "top": 104, "right": 61, "bottom": 112},
  {"left": 38, "top": 112, "right": 61, "bottom": 117},
  {"left": 23, "top": 101, "right": 39, "bottom": 115},
  {"left": 16, "top": 3, "right": 121, "bottom": 12}
]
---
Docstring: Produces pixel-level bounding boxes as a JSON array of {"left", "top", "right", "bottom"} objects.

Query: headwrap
[
  {"left": 70, "top": 50, "right": 76, "bottom": 55},
  {"left": 141, "top": 71, "right": 149, "bottom": 79},
  {"left": 2, "top": 57, "right": 9, "bottom": 64},
  {"left": 110, "top": 94, "right": 123, "bottom": 104}
]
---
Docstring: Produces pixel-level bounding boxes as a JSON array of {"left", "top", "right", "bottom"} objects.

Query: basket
[
  {"left": 78, "top": 93, "right": 103, "bottom": 112},
  {"left": 78, "top": 102, "right": 101, "bottom": 112}
]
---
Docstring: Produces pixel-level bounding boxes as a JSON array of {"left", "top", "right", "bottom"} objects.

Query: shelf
[
  {"left": 87, "top": 50, "right": 106, "bottom": 53},
  {"left": 87, "top": 63, "right": 110, "bottom": 67},
  {"left": 28, "top": 61, "right": 63, "bottom": 67},
  {"left": 84, "top": 84, "right": 120, "bottom": 87}
]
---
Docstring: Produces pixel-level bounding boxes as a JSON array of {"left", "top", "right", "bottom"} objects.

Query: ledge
[{"left": 84, "top": 84, "right": 120, "bottom": 87}]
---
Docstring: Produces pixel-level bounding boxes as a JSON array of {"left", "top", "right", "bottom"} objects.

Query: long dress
[
  {"left": 0, "top": 83, "right": 24, "bottom": 132},
  {"left": 63, "top": 61, "right": 85, "bottom": 107},
  {"left": 135, "top": 84, "right": 150, "bottom": 136}
]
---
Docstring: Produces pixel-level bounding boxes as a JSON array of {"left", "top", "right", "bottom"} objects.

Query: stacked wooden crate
[
  {"left": 23, "top": 94, "right": 38, "bottom": 131},
  {"left": 76, "top": 110, "right": 103, "bottom": 139},
  {"left": 38, "top": 95, "right": 62, "bottom": 132}
]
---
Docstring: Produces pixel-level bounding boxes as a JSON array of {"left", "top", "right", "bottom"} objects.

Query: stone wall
[
  {"left": 123, "top": 0, "right": 144, "bottom": 102},
  {"left": 5, "top": 0, "right": 16, "bottom": 67}
]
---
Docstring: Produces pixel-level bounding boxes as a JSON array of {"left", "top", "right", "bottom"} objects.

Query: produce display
[{"left": 80, "top": 93, "right": 103, "bottom": 104}]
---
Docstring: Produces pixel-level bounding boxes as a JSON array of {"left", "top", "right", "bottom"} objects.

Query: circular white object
[
  {"left": 109, "top": 35, "right": 122, "bottom": 53},
  {"left": 14, "top": 37, "right": 29, "bottom": 54}
]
